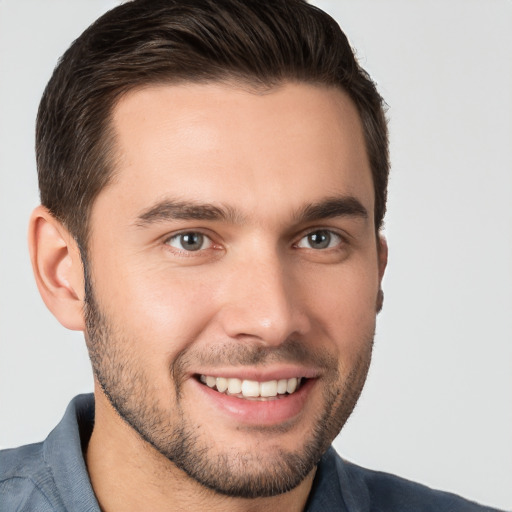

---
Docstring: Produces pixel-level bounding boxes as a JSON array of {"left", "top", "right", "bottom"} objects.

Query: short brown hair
[{"left": 36, "top": 0, "right": 389, "bottom": 247}]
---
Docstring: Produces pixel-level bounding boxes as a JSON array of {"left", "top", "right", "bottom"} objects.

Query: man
[{"left": 0, "top": 0, "right": 505, "bottom": 511}]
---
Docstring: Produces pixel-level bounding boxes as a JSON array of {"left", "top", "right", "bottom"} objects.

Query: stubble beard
[{"left": 83, "top": 278, "right": 374, "bottom": 498}]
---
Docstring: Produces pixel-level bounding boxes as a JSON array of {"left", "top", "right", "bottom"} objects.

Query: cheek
[
  {"left": 304, "top": 262, "right": 379, "bottom": 346},
  {"left": 94, "top": 263, "right": 219, "bottom": 356}
]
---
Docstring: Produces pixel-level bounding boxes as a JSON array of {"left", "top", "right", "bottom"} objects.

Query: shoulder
[
  {"left": 337, "top": 455, "right": 503, "bottom": 512},
  {"left": 0, "top": 442, "right": 63, "bottom": 512},
  {"left": 313, "top": 448, "right": 503, "bottom": 512}
]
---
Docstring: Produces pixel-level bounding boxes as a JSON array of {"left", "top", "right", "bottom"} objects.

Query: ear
[
  {"left": 28, "top": 206, "right": 86, "bottom": 331},
  {"left": 377, "top": 234, "right": 388, "bottom": 281},
  {"left": 376, "top": 234, "right": 388, "bottom": 313}
]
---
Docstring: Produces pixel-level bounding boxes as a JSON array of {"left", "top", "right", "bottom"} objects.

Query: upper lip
[{"left": 192, "top": 365, "right": 321, "bottom": 382}]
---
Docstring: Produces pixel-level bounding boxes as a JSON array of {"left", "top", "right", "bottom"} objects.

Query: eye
[
  {"left": 166, "top": 232, "right": 212, "bottom": 252},
  {"left": 296, "top": 230, "right": 342, "bottom": 250}
]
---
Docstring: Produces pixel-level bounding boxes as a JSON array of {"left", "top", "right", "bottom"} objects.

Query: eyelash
[
  {"left": 294, "top": 229, "right": 344, "bottom": 251},
  {"left": 163, "top": 228, "right": 346, "bottom": 255},
  {"left": 164, "top": 231, "right": 217, "bottom": 254}
]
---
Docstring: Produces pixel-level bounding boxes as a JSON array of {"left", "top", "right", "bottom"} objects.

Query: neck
[{"left": 86, "top": 392, "right": 316, "bottom": 512}]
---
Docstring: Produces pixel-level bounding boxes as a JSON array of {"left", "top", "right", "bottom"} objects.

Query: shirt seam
[{"left": 0, "top": 474, "right": 57, "bottom": 510}]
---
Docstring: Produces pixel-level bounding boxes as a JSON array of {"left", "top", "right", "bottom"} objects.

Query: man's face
[{"left": 84, "top": 82, "right": 385, "bottom": 497}]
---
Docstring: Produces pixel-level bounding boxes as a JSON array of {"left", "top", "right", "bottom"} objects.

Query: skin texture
[{"left": 30, "top": 82, "right": 387, "bottom": 512}]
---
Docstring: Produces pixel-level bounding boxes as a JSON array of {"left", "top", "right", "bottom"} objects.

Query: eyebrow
[
  {"left": 295, "top": 196, "right": 368, "bottom": 224},
  {"left": 134, "top": 195, "right": 368, "bottom": 227},
  {"left": 135, "top": 200, "right": 242, "bottom": 226}
]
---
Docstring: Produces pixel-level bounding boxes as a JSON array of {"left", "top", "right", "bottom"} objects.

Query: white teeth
[
  {"left": 199, "top": 375, "right": 303, "bottom": 398},
  {"left": 260, "top": 380, "right": 278, "bottom": 397},
  {"left": 227, "top": 378, "right": 242, "bottom": 394},
  {"left": 286, "top": 377, "right": 298, "bottom": 394},
  {"left": 216, "top": 377, "right": 228, "bottom": 393},
  {"left": 276, "top": 379, "right": 288, "bottom": 394},
  {"left": 241, "top": 380, "right": 260, "bottom": 397}
]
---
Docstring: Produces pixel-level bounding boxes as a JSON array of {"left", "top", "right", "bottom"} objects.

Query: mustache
[{"left": 173, "top": 337, "right": 338, "bottom": 374}]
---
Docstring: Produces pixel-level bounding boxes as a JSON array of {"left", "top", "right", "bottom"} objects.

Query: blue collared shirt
[{"left": 0, "top": 394, "right": 503, "bottom": 511}]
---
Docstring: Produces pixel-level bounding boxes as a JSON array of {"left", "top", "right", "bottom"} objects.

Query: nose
[{"left": 216, "top": 251, "right": 311, "bottom": 346}]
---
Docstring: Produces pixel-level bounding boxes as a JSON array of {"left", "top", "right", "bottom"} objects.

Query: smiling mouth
[{"left": 197, "top": 375, "right": 305, "bottom": 401}]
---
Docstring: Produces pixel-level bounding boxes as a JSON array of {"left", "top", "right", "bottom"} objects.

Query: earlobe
[{"left": 28, "top": 206, "right": 86, "bottom": 331}]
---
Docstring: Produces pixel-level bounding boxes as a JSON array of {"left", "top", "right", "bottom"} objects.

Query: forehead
[{"left": 99, "top": 82, "right": 373, "bottom": 225}]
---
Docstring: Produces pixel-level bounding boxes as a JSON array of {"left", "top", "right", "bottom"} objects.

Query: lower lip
[{"left": 192, "top": 378, "right": 315, "bottom": 426}]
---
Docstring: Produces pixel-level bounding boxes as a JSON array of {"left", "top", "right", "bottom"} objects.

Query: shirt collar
[{"left": 43, "top": 394, "right": 100, "bottom": 512}]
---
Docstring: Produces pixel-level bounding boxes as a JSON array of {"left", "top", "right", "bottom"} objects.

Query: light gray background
[{"left": 0, "top": 1, "right": 511, "bottom": 509}]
